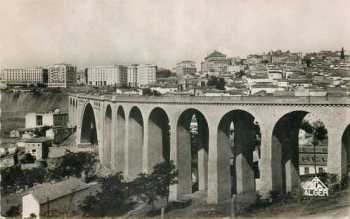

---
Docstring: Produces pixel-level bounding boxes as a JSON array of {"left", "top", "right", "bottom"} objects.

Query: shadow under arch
[
  {"left": 271, "top": 110, "right": 331, "bottom": 195},
  {"left": 341, "top": 124, "right": 350, "bottom": 185},
  {"left": 103, "top": 105, "right": 112, "bottom": 168},
  {"left": 148, "top": 107, "right": 170, "bottom": 170},
  {"left": 128, "top": 106, "right": 144, "bottom": 180},
  {"left": 177, "top": 108, "right": 209, "bottom": 197},
  {"left": 115, "top": 106, "right": 126, "bottom": 172},
  {"left": 217, "top": 109, "right": 261, "bottom": 201},
  {"left": 80, "top": 103, "right": 98, "bottom": 145}
]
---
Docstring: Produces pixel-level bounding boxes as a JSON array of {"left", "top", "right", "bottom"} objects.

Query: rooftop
[
  {"left": 19, "top": 137, "right": 52, "bottom": 143},
  {"left": 25, "top": 177, "right": 90, "bottom": 204},
  {"left": 205, "top": 50, "right": 227, "bottom": 60}
]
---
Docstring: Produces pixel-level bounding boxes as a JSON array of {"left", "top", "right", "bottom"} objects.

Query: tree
[
  {"left": 1, "top": 166, "right": 23, "bottom": 193},
  {"left": 216, "top": 78, "right": 226, "bottom": 90},
  {"left": 6, "top": 205, "right": 20, "bottom": 217},
  {"left": 80, "top": 172, "right": 129, "bottom": 217},
  {"left": 303, "top": 57, "right": 312, "bottom": 67},
  {"left": 48, "top": 152, "right": 97, "bottom": 181},
  {"left": 207, "top": 76, "right": 226, "bottom": 90},
  {"left": 18, "top": 153, "right": 36, "bottom": 164},
  {"left": 341, "top": 47, "right": 345, "bottom": 60},
  {"left": 142, "top": 88, "right": 161, "bottom": 96},
  {"left": 129, "top": 160, "right": 178, "bottom": 210},
  {"left": 236, "top": 70, "right": 246, "bottom": 78},
  {"left": 0, "top": 166, "right": 47, "bottom": 194}
]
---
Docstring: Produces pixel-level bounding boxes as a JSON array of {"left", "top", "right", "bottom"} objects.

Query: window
[
  {"left": 304, "top": 167, "right": 309, "bottom": 174},
  {"left": 36, "top": 115, "right": 43, "bottom": 126},
  {"left": 319, "top": 167, "right": 324, "bottom": 173}
]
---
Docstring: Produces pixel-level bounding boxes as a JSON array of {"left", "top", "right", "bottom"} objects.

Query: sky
[{"left": 0, "top": 0, "right": 349, "bottom": 68}]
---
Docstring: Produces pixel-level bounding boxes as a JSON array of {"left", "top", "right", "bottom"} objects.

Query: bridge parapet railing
[{"left": 71, "top": 93, "right": 350, "bottom": 105}]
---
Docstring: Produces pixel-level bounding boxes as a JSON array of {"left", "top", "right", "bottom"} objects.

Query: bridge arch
[
  {"left": 80, "top": 103, "right": 98, "bottom": 145},
  {"left": 217, "top": 109, "right": 261, "bottom": 199},
  {"left": 115, "top": 106, "right": 126, "bottom": 171},
  {"left": 148, "top": 107, "right": 170, "bottom": 170},
  {"left": 128, "top": 106, "right": 144, "bottom": 179},
  {"left": 177, "top": 108, "right": 209, "bottom": 196},
  {"left": 341, "top": 124, "right": 350, "bottom": 184},
  {"left": 103, "top": 105, "right": 112, "bottom": 168},
  {"left": 271, "top": 110, "right": 308, "bottom": 194},
  {"left": 271, "top": 110, "right": 329, "bottom": 195}
]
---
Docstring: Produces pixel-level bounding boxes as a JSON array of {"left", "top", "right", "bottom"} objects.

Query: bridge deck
[{"left": 70, "top": 94, "right": 350, "bottom": 105}]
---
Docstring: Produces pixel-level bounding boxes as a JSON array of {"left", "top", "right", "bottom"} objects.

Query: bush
[
  {"left": 128, "top": 160, "right": 178, "bottom": 209},
  {"left": 48, "top": 152, "right": 97, "bottom": 181},
  {"left": 80, "top": 172, "right": 129, "bottom": 217},
  {"left": 0, "top": 165, "right": 47, "bottom": 194},
  {"left": 6, "top": 205, "right": 20, "bottom": 217}
]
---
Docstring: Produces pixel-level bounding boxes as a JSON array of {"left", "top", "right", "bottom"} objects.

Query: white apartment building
[
  {"left": 137, "top": 64, "right": 157, "bottom": 87},
  {"left": 0, "top": 67, "right": 44, "bottom": 85},
  {"left": 87, "top": 65, "right": 127, "bottom": 86},
  {"left": 127, "top": 64, "right": 138, "bottom": 87},
  {"left": 176, "top": 60, "right": 197, "bottom": 77},
  {"left": 25, "top": 111, "right": 68, "bottom": 129},
  {"left": 48, "top": 64, "right": 76, "bottom": 88}
]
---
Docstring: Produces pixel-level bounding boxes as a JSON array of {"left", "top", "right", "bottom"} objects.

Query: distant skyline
[{"left": 0, "top": 0, "right": 349, "bottom": 68}]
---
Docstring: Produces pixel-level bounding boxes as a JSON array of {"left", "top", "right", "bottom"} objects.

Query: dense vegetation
[
  {"left": 80, "top": 160, "right": 178, "bottom": 217},
  {"left": 0, "top": 152, "right": 97, "bottom": 194}
]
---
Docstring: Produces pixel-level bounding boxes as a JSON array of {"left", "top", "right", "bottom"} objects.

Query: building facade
[
  {"left": 0, "top": 67, "right": 44, "bottom": 85},
  {"left": 48, "top": 64, "right": 77, "bottom": 88},
  {"left": 127, "top": 64, "right": 138, "bottom": 87},
  {"left": 176, "top": 60, "right": 197, "bottom": 77},
  {"left": 201, "top": 50, "right": 229, "bottom": 75},
  {"left": 269, "top": 50, "right": 302, "bottom": 64},
  {"left": 136, "top": 64, "right": 157, "bottom": 87},
  {"left": 299, "top": 145, "right": 328, "bottom": 175},
  {"left": 17, "top": 137, "right": 51, "bottom": 160},
  {"left": 22, "top": 177, "right": 97, "bottom": 218},
  {"left": 87, "top": 65, "right": 127, "bottom": 87},
  {"left": 25, "top": 111, "right": 68, "bottom": 129}
]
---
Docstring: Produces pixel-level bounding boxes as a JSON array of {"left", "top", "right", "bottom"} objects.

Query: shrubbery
[{"left": 80, "top": 160, "right": 178, "bottom": 217}]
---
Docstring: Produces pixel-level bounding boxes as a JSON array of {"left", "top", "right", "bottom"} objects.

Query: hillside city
[
  {"left": 1, "top": 48, "right": 350, "bottom": 97},
  {"left": 0, "top": 48, "right": 349, "bottom": 218}
]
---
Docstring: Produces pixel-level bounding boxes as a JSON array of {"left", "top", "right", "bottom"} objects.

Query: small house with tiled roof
[{"left": 22, "top": 177, "right": 98, "bottom": 218}]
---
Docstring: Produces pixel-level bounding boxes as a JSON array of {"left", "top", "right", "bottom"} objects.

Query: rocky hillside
[{"left": 1, "top": 90, "right": 68, "bottom": 137}]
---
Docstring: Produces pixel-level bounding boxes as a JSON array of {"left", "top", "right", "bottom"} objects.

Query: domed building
[{"left": 200, "top": 50, "right": 229, "bottom": 75}]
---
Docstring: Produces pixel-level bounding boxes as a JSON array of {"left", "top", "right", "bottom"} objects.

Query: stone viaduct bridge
[{"left": 68, "top": 94, "right": 350, "bottom": 204}]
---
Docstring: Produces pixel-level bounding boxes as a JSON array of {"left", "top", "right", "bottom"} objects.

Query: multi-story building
[
  {"left": 48, "top": 64, "right": 77, "bottom": 88},
  {"left": 176, "top": 60, "right": 197, "bottom": 77},
  {"left": 136, "top": 64, "right": 157, "bottom": 87},
  {"left": 76, "top": 68, "right": 88, "bottom": 85},
  {"left": 0, "top": 67, "right": 44, "bottom": 85},
  {"left": 25, "top": 111, "right": 68, "bottom": 129},
  {"left": 87, "top": 65, "right": 127, "bottom": 87},
  {"left": 201, "top": 50, "right": 229, "bottom": 75},
  {"left": 298, "top": 128, "right": 328, "bottom": 176},
  {"left": 17, "top": 137, "right": 52, "bottom": 160},
  {"left": 127, "top": 64, "right": 138, "bottom": 87},
  {"left": 269, "top": 50, "right": 302, "bottom": 64}
]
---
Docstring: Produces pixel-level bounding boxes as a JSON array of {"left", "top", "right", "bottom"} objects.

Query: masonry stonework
[{"left": 69, "top": 94, "right": 350, "bottom": 204}]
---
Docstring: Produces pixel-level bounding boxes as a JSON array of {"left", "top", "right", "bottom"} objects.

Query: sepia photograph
[{"left": 0, "top": 0, "right": 350, "bottom": 218}]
